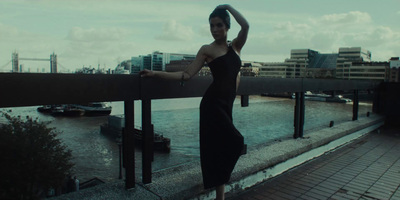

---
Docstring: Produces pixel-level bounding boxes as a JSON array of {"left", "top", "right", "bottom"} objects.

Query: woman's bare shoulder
[
  {"left": 200, "top": 43, "right": 213, "bottom": 51},
  {"left": 198, "top": 44, "right": 215, "bottom": 56}
]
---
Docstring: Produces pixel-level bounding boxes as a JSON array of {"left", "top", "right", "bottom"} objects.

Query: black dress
[{"left": 200, "top": 44, "right": 244, "bottom": 189}]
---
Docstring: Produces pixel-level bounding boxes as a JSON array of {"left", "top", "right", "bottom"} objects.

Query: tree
[{"left": 0, "top": 112, "right": 74, "bottom": 200}]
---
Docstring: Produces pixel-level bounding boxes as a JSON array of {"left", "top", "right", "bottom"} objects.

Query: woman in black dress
[{"left": 140, "top": 4, "right": 249, "bottom": 200}]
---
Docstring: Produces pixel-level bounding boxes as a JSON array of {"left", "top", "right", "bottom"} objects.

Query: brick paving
[{"left": 229, "top": 126, "right": 400, "bottom": 200}]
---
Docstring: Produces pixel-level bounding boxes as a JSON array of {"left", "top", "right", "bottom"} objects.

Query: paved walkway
[{"left": 229, "top": 126, "right": 400, "bottom": 200}]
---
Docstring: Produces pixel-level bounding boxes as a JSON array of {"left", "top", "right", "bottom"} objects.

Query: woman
[{"left": 140, "top": 4, "right": 249, "bottom": 200}]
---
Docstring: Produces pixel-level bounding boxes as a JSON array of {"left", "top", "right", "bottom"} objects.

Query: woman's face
[{"left": 209, "top": 17, "right": 228, "bottom": 40}]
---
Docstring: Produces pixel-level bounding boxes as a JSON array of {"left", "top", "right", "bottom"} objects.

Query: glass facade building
[{"left": 130, "top": 52, "right": 195, "bottom": 74}]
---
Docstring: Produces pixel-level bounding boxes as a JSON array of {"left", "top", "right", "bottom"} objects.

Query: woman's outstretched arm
[
  {"left": 218, "top": 4, "right": 249, "bottom": 53},
  {"left": 139, "top": 45, "right": 207, "bottom": 81}
]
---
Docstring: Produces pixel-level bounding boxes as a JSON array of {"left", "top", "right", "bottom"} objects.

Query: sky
[{"left": 1, "top": 0, "right": 399, "bottom": 72}]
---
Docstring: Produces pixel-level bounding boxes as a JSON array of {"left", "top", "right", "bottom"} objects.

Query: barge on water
[
  {"left": 100, "top": 115, "right": 171, "bottom": 153},
  {"left": 262, "top": 92, "right": 352, "bottom": 103},
  {"left": 290, "top": 91, "right": 352, "bottom": 103},
  {"left": 37, "top": 102, "right": 111, "bottom": 117}
]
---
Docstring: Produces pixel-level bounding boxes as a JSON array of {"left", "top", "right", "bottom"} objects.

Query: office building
[
  {"left": 336, "top": 61, "right": 389, "bottom": 81},
  {"left": 390, "top": 57, "right": 400, "bottom": 68},
  {"left": 259, "top": 49, "right": 337, "bottom": 79},
  {"left": 114, "top": 60, "right": 132, "bottom": 74},
  {"left": 130, "top": 52, "right": 196, "bottom": 74},
  {"left": 258, "top": 47, "right": 392, "bottom": 81},
  {"left": 124, "top": 47, "right": 396, "bottom": 82},
  {"left": 336, "top": 48, "right": 389, "bottom": 81},
  {"left": 165, "top": 59, "right": 194, "bottom": 72},
  {"left": 259, "top": 62, "right": 299, "bottom": 78},
  {"left": 241, "top": 62, "right": 260, "bottom": 77},
  {"left": 337, "top": 47, "right": 371, "bottom": 63}
]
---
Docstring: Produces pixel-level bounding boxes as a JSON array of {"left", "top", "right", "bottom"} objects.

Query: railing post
[
  {"left": 293, "top": 92, "right": 305, "bottom": 138},
  {"left": 294, "top": 93, "right": 300, "bottom": 138},
  {"left": 241, "top": 95, "right": 249, "bottom": 107},
  {"left": 330, "top": 90, "right": 336, "bottom": 97},
  {"left": 372, "top": 87, "right": 381, "bottom": 114},
  {"left": 122, "top": 128, "right": 126, "bottom": 168},
  {"left": 142, "top": 99, "right": 154, "bottom": 184},
  {"left": 118, "top": 143, "right": 123, "bottom": 179},
  {"left": 123, "top": 100, "right": 135, "bottom": 189},
  {"left": 299, "top": 92, "right": 305, "bottom": 138},
  {"left": 352, "top": 90, "right": 359, "bottom": 121}
]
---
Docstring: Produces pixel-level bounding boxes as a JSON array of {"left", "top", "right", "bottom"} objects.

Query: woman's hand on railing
[{"left": 139, "top": 69, "right": 155, "bottom": 78}]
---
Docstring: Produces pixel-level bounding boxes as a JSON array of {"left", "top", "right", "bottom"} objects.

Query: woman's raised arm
[{"left": 218, "top": 4, "right": 249, "bottom": 53}]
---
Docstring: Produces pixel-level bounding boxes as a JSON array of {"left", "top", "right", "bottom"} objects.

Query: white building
[
  {"left": 337, "top": 47, "right": 371, "bottom": 63},
  {"left": 336, "top": 48, "right": 390, "bottom": 81},
  {"left": 336, "top": 62, "right": 389, "bottom": 81},
  {"left": 390, "top": 57, "right": 400, "bottom": 68},
  {"left": 259, "top": 62, "right": 300, "bottom": 78}
]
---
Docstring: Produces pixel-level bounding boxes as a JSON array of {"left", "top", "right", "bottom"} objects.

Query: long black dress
[{"left": 200, "top": 43, "right": 244, "bottom": 189}]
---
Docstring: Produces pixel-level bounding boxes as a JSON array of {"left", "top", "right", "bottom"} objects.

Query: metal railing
[{"left": 0, "top": 73, "right": 379, "bottom": 189}]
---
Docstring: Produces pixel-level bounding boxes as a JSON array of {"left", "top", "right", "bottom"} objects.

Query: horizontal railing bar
[
  {"left": 0, "top": 73, "right": 140, "bottom": 108},
  {"left": 0, "top": 73, "right": 379, "bottom": 108}
]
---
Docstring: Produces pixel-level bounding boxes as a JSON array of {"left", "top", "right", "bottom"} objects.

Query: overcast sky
[{"left": 1, "top": 0, "right": 399, "bottom": 72}]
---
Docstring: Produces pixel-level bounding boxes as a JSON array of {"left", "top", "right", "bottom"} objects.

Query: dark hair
[{"left": 209, "top": 9, "right": 230, "bottom": 29}]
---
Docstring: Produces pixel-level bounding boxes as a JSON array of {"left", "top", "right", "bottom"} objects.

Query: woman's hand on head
[
  {"left": 216, "top": 4, "right": 231, "bottom": 10},
  {"left": 139, "top": 69, "right": 155, "bottom": 77}
]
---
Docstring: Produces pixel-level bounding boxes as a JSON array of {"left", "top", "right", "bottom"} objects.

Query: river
[{"left": 0, "top": 95, "right": 373, "bottom": 183}]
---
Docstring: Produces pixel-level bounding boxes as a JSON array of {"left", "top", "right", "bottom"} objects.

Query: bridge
[
  {"left": 0, "top": 52, "right": 58, "bottom": 73},
  {"left": 1, "top": 73, "right": 398, "bottom": 199}
]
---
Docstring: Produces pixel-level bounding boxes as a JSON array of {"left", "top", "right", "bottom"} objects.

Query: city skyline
[{"left": 1, "top": 0, "right": 399, "bottom": 72}]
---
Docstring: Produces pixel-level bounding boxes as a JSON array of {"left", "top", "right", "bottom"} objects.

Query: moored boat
[
  {"left": 37, "top": 105, "right": 53, "bottom": 113},
  {"left": 100, "top": 115, "right": 171, "bottom": 153},
  {"left": 100, "top": 124, "right": 171, "bottom": 153},
  {"left": 38, "top": 105, "right": 85, "bottom": 116},
  {"left": 73, "top": 102, "right": 112, "bottom": 116},
  {"left": 291, "top": 91, "right": 352, "bottom": 103},
  {"left": 62, "top": 105, "right": 85, "bottom": 116},
  {"left": 50, "top": 105, "right": 65, "bottom": 116}
]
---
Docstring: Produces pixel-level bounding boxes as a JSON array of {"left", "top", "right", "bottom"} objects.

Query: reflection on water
[{"left": 1, "top": 96, "right": 373, "bottom": 183}]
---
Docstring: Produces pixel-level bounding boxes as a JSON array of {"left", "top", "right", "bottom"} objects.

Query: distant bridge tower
[
  {"left": 11, "top": 52, "right": 57, "bottom": 73},
  {"left": 50, "top": 53, "right": 57, "bottom": 73},
  {"left": 12, "top": 52, "right": 19, "bottom": 72}
]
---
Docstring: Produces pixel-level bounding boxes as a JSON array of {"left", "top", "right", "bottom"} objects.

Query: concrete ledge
[
  {"left": 52, "top": 180, "right": 160, "bottom": 200},
  {"left": 53, "top": 114, "right": 384, "bottom": 200}
]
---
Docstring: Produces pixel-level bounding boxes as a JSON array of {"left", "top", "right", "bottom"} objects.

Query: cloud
[
  {"left": 243, "top": 10, "right": 400, "bottom": 62},
  {"left": 274, "top": 22, "right": 311, "bottom": 33},
  {"left": 0, "top": 22, "right": 61, "bottom": 57},
  {"left": 317, "top": 11, "right": 372, "bottom": 25},
  {"left": 199, "top": 24, "right": 211, "bottom": 38},
  {"left": 344, "top": 25, "right": 400, "bottom": 49},
  {"left": 67, "top": 27, "right": 130, "bottom": 42},
  {"left": 310, "top": 12, "right": 400, "bottom": 56},
  {"left": 0, "top": 23, "right": 19, "bottom": 38},
  {"left": 155, "top": 20, "right": 194, "bottom": 41},
  {"left": 61, "top": 26, "right": 137, "bottom": 69}
]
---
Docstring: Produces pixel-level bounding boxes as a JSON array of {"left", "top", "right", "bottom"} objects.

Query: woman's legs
[{"left": 216, "top": 184, "right": 225, "bottom": 200}]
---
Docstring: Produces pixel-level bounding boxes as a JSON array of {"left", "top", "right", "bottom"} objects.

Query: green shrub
[{"left": 0, "top": 112, "right": 74, "bottom": 200}]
